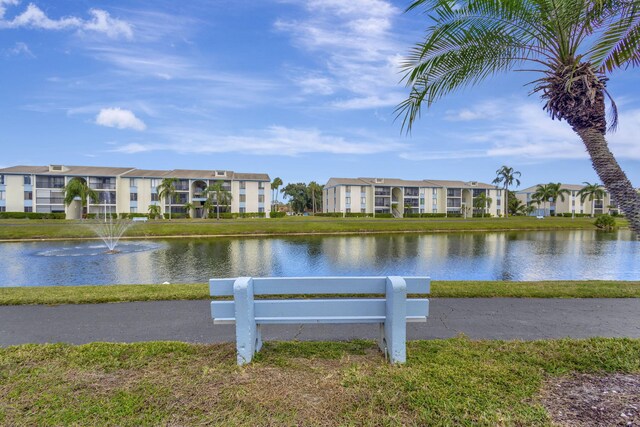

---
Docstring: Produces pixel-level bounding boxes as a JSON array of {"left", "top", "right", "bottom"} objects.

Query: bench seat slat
[
  {"left": 211, "top": 298, "right": 429, "bottom": 324},
  {"left": 210, "top": 276, "right": 430, "bottom": 296}
]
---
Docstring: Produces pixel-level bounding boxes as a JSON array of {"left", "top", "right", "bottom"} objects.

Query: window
[
  {"left": 346, "top": 208, "right": 351, "bottom": 213},
  {"left": 130, "top": 193, "right": 138, "bottom": 201},
  {"left": 346, "top": 186, "right": 351, "bottom": 193},
  {"left": 24, "top": 175, "right": 31, "bottom": 185},
  {"left": 150, "top": 179, "right": 161, "bottom": 187},
  {"left": 239, "top": 207, "right": 246, "bottom": 213},
  {"left": 36, "top": 175, "right": 65, "bottom": 188},
  {"left": 447, "top": 188, "right": 461, "bottom": 197},
  {"left": 361, "top": 187, "right": 366, "bottom": 195},
  {"left": 447, "top": 198, "right": 461, "bottom": 208},
  {"left": 24, "top": 191, "right": 33, "bottom": 200},
  {"left": 258, "top": 207, "right": 264, "bottom": 213},
  {"left": 130, "top": 178, "right": 137, "bottom": 187},
  {"left": 420, "top": 197, "right": 425, "bottom": 205},
  {"left": 404, "top": 187, "right": 419, "bottom": 197},
  {"left": 496, "top": 199, "right": 501, "bottom": 206},
  {"left": 361, "top": 208, "right": 366, "bottom": 213},
  {"left": 375, "top": 186, "right": 390, "bottom": 196},
  {"left": 259, "top": 182, "right": 265, "bottom": 189},
  {"left": 239, "top": 194, "right": 246, "bottom": 202},
  {"left": 0, "top": 190, "right": 5, "bottom": 200},
  {"left": 432, "top": 188, "right": 437, "bottom": 195},
  {"left": 0, "top": 175, "right": 4, "bottom": 184},
  {"left": 24, "top": 207, "right": 33, "bottom": 213},
  {"left": 240, "top": 181, "right": 246, "bottom": 189},
  {"left": 130, "top": 207, "right": 137, "bottom": 213},
  {"left": 258, "top": 195, "right": 264, "bottom": 203},
  {"left": 0, "top": 206, "right": 5, "bottom": 212},
  {"left": 345, "top": 197, "right": 351, "bottom": 204},
  {"left": 151, "top": 193, "right": 159, "bottom": 202},
  {"left": 89, "top": 177, "right": 116, "bottom": 190},
  {"left": 361, "top": 197, "right": 366, "bottom": 204}
]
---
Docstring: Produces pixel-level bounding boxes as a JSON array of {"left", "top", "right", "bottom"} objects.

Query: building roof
[
  {"left": 325, "top": 177, "right": 496, "bottom": 189},
  {"left": 518, "top": 183, "right": 593, "bottom": 193},
  {"left": 0, "top": 165, "right": 270, "bottom": 181},
  {"left": 0, "top": 165, "right": 135, "bottom": 176}
]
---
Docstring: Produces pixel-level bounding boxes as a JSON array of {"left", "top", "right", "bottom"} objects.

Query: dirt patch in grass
[{"left": 540, "top": 373, "right": 640, "bottom": 426}]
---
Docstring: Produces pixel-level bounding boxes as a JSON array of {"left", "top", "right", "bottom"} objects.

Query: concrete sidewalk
[{"left": 1, "top": 298, "right": 639, "bottom": 346}]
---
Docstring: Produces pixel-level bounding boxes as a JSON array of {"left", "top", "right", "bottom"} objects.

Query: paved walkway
[{"left": 1, "top": 298, "right": 639, "bottom": 346}]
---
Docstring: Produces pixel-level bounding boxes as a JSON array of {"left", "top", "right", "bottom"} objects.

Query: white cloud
[
  {"left": 275, "top": 0, "right": 407, "bottom": 109},
  {"left": 0, "top": 3, "right": 132, "bottom": 39},
  {"left": 95, "top": 108, "right": 146, "bottom": 131},
  {"left": 111, "top": 125, "right": 408, "bottom": 156},
  {"left": 401, "top": 100, "right": 640, "bottom": 161},
  {"left": 3, "top": 41, "right": 33, "bottom": 57}
]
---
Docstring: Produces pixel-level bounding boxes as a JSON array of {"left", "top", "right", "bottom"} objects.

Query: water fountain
[{"left": 86, "top": 192, "right": 133, "bottom": 254}]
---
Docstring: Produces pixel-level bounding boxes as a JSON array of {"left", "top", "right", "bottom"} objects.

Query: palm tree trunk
[
  {"left": 504, "top": 186, "right": 508, "bottom": 218},
  {"left": 576, "top": 127, "right": 640, "bottom": 235}
]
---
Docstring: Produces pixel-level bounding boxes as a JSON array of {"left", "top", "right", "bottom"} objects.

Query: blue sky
[{"left": 1, "top": 0, "right": 639, "bottom": 189}]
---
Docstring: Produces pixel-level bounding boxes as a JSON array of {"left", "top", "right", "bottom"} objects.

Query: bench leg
[
  {"left": 377, "top": 323, "right": 386, "bottom": 357},
  {"left": 385, "top": 276, "right": 407, "bottom": 364},
  {"left": 255, "top": 324, "right": 263, "bottom": 352},
  {"left": 234, "top": 277, "right": 258, "bottom": 365}
]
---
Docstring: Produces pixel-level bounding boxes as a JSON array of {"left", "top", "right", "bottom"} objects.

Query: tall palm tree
[
  {"left": 63, "top": 177, "right": 98, "bottom": 218},
  {"left": 183, "top": 202, "right": 194, "bottom": 219},
  {"left": 308, "top": 181, "right": 323, "bottom": 214},
  {"left": 204, "top": 180, "right": 232, "bottom": 220},
  {"left": 473, "top": 192, "right": 493, "bottom": 217},
  {"left": 577, "top": 182, "right": 606, "bottom": 217},
  {"left": 399, "top": 0, "right": 640, "bottom": 235},
  {"left": 271, "top": 177, "right": 283, "bottom": 211},
  {"left": 491, "top": 166, "right": 521, "bottom": 218},
  {"left": 547, "top": 183, "right": 571, "bottom": 215},
  {"left": 157, "top": 177, "right": 178, "bottom": 220}
]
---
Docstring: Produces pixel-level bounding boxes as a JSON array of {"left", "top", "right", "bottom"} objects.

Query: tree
[
  {"left": 308, "top": 181, "right": 324, "bottom": 214},
  {"left": 532, "top": 184, "right": 554, "bottom": 216},
  {"left": 147, "top": 204, "right": 161, "bottom": 220},
  {"left": 63, "top": 177, "right": 98, "bottom": 218},
  {"left": 473, "top": 192, "right": 492, "bottom": 217},
  {"left": 399, "top": 0, "right": 640, "bottom": 234},
  {"left": 157, "top": 178, "right": 178, "bottom": 220},
  {"left": 204, "top": 180, "right": 232, "bottom": 220},
  {"left": 509, "top": 196, "right": 533, "bottom": 216},
  {"left": 271, "top": 177, "right": 283, "bottom": 211},
  {"left": 183, "top": 202, "right": 194, "bottom": 219},
  {"left": 491, "top": 166, "right": 521, "bottom": 218},
  {"left": 281, "top": 183, "right": 311, "bottom": 214},
  {"left": 577, "top": 182, "right": 606, "bottom": 217},
  {"left": 547, "top": 183, "right": 571, "bottom": 215},
  {"left": 202, "top": 198, "right": 213, "bottom": 219}
]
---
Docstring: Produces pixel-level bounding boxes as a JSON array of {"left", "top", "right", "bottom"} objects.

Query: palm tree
[
  {"left": 308, "top": 181, "right": 323, "bottom": 214},
  {"left": 204, "top": 180, "right": 232, "bottom": 220},
  {"left": 577, "top": 182, "right": 606, "bottom": 217},
  {"left": 271, "top": 177, "right": 283, "bottom": 211},
  {"left": 203, "top": 198, "right": 213, "bottom": 219},
  {"left": 491, "top": 166, "right": 521, "bottom": 218},
  {"left": 63, "top": 177, "right": 98, "bottom": 218},
  {"left": 147, "top": 204, "right": 161, "bottom": 220},
  {"left": 473, "top": 192, "right": 493, "bottom": 217},
  {"left": 157, "top": 177, "right": 178, "bottom": 220},
  {"left": 532, "top": 184, "right": 554, "bottom": 217},
  {"left": 183, "top": 202, "right": 194, "bottom": 219},
  {"left": 399, "top": 0, "right": 640, "bottom": 234},
  {"left": 547, "top": 183, "right": 571, "bottom": 215}
]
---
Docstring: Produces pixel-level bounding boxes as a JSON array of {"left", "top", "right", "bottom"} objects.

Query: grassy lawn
[
  {"left": 1, "top": 280, "right": 638, "bottom": 305},
  {"left": 0, "top": 216, "right": 625, "bottom": 240},
  {"left": 1, "top": 337, "right": 638, "bottom": 425}
]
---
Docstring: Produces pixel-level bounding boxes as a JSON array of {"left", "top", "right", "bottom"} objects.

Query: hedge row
[{"left": 0, "top": 212, "right": 66, "bottom": 220}]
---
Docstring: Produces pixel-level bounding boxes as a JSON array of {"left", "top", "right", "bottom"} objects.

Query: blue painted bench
[{"left": 209, "top": 276, "right": 430, "bottom": 365}]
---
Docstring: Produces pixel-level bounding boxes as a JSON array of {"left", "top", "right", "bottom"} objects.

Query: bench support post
[
  {"left": 233, "top": 277, "right": 261, "bottom": 365},
  {"left": 382, "top": 276, "right": 407, "bottom": 363}
]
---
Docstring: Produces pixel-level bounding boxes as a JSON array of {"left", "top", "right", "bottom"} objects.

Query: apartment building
[
  {"left": 0, "top": 165, "right": 271, "bottom": 218},
  {"left": 323, "top": 177, "right": 504, "bottom": 217},
  {"left": 516, "top": 184, "right": 617, "bottom": 216}
]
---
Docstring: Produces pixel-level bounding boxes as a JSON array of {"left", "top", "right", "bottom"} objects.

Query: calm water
[{"left": 0, "top": 230, "right": 638, "bottom": 287}]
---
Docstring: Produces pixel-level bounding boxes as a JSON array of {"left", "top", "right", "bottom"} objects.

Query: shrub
[
  {"left": 404, "top": 213, "right": 448, "bottom": 218},
  {"left": 0, "top": 212, "right": 66, "bottom": 220},
  {"left": 269, "top": 211, "right": 287, "bottom": 218},
  {"left": 86, "top": 213, "right": 118, "bottom": 220},
  {"left": 594, "top": 214, "right": 616, "bottom": 231},
  {"left": 163, "top": 213, "right": 187, "bottom": 219}
]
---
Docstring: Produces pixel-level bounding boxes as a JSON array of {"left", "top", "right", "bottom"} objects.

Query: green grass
[
  {"left": 1, "top": 338, "right": 639, "bottom": 425},
  {"left": 0, "top": 216, "right": 625, "bottom": 240},
  {"left": 1, "top": 280, "right": 638, "bottom": 305}
]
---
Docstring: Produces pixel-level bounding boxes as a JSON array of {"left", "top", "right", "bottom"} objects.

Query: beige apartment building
[
  {"left": 324, "top": 177, "right": 505, "bottom": 217},
  {"left": 0, "top": 165, "right": 271, "bottom": 218},
  {"left": 516, "top": 184, "right": 617, "bottom": 216}
]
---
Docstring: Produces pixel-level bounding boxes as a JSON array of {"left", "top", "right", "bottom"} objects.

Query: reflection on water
[{"left": 0, "top": 229, "right": 638, "bottom": 287}]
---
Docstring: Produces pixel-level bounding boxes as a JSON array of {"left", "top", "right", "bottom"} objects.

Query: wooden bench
[{"left": 209, "top": 276, "right": 430, "bottom": 365}]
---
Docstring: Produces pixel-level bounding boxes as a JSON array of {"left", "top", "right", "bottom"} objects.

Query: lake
[{"left": 0, "top": 230, "right": 638, "bottom": 287}]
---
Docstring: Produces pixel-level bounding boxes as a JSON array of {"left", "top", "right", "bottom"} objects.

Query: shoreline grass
[
  {"left": 1, "top": 280, "right": 638, "bottom": 305},
  {"left": 1, "top": 337, "right": 639, "bottom": 425},
  {"left": 0, "top": 216, "right": 627, "bottom": 241}
]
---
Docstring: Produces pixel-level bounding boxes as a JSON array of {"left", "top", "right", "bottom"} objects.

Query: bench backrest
[{"left": 210, "top": 276, "right": 430, "bottom": 325}]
